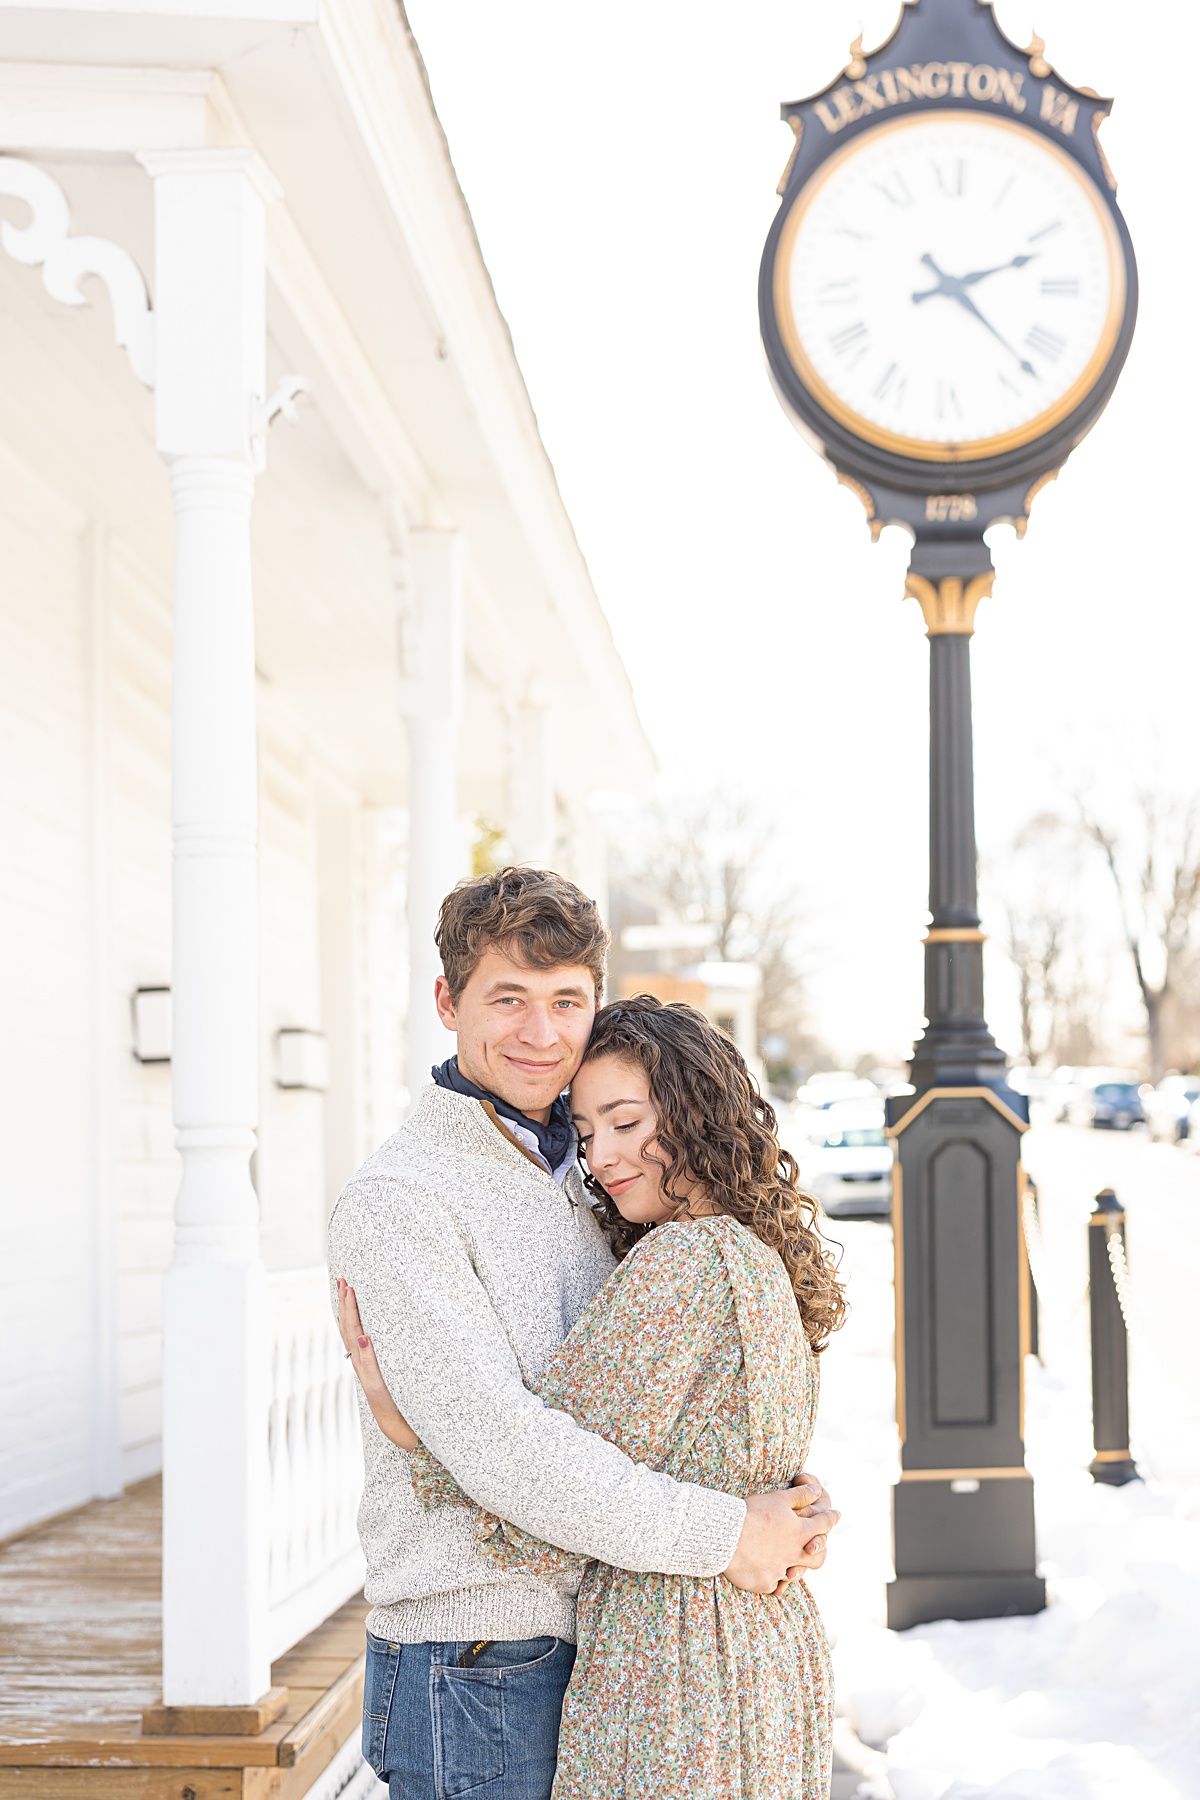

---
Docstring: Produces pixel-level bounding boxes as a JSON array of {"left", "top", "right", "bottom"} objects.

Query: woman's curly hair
[{"left": 579, "top": 995, "right": 847, "bottom": 1352}]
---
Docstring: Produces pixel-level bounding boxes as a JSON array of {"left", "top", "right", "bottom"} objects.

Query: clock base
[{"left": 887, "top": 1572, "right": 1047, "bottom": 1634}]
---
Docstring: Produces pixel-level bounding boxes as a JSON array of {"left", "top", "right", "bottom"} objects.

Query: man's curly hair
[
  {"left": 580, "top": 995, "right": 847, "bottom": 1352},
  {"left": 435, "top": 866, "right": 609, "bottom": 1002}
]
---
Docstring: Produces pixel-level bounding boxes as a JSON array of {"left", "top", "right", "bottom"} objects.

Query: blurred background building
[{"left": 0, "top": 3, "right": 651, "bottom": 1790}]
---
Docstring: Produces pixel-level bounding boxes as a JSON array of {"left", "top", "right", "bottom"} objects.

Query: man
[{"left": 329, "top": 867, "right": 838, "bottom": 1798}]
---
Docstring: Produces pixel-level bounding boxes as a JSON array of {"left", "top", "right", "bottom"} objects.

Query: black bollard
[{"left": 1088, "top": 1189, "right": 1139, "bottom": 1485}]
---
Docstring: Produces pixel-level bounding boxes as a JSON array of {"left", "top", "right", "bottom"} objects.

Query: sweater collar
[{"left": 430, "top": 1057, "right": 577, "bottom": 1182}]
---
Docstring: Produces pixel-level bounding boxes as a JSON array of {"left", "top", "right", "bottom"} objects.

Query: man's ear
[{"left": 434, "top": 975, "right": 458, "bottom": 1032}]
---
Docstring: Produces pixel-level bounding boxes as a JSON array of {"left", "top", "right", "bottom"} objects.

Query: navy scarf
[{"left": 431, "top": 1056, "right": 575, "bottom": 1173}]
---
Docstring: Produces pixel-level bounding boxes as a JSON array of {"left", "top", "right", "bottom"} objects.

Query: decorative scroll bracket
[
  {"left": 249, "top": 372, "right": 310, "bottom": 471},
  {"left": 0, "top": 155, "right": 156, "bottom": 387}
]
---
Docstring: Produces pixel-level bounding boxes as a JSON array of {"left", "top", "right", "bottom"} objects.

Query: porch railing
[{"left": 266, "top": 1267, "right": 366, "bottom": 1660}]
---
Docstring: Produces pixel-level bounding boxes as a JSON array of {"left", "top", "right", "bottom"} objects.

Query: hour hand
[{"left": 960, "top": 252, "right": 1038, "bottom": 287}]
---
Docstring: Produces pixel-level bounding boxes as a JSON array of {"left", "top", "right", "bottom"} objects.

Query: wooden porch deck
[{"left": 0, "top": 1479, "right": 371, "bottom": 1798}]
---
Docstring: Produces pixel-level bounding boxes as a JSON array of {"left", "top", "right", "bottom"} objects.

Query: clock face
[{"left": 773, "top": 111, "right": 1126, "bottom": 462}]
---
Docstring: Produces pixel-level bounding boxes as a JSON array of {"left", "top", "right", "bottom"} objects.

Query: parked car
[
  {"left": 1141, "top": 1075, "right": 1200, "bottom": 1143},
  {"left": 1007, "top": 1065, "right": 1053, "bottom": 1104},
  {"left": 1067, "top": 1078, "right": 1145, "bottom": 1131},
  {"left": 795, "top": 1071, "right": 878, "bottom": 1108},
  {"left": 801, "top": 1101, "right": 893, "bottom": 1219},
  {"left": 1048, "top": 1066, "right": 1086, "bottom": 1122}
]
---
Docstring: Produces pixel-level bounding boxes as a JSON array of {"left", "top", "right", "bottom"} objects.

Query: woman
[{"left": 341, "top": 997, "right": 845, "bottom": 1799}]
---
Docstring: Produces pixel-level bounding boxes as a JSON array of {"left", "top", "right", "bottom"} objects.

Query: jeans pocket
[
  {"left": 462, "top": 1637, "right": 559, "bottom": 1674},
  {"left": 362, "top": 1633, "right": 400, "bottom": 1777},
  {"left": 431, "top": 1665, "right": 505, "bottom": 1797}
]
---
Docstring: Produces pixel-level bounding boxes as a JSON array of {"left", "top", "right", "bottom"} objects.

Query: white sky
[{"left": 404, "top": 0, "right": 1200, "bottom": 1065}]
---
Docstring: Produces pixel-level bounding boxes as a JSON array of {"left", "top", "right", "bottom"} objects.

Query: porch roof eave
[{"left": 0, "top": 0, "right": 656, "bottom": 793}]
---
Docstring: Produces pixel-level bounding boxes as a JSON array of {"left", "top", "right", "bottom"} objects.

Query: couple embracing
[{"left": 329, "top": 865, "right": 845, "bottom": 1799}]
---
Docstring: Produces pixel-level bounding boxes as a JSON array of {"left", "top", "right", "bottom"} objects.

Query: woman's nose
[{"left": 591, "top": 1134, "right": 619, "bottom": 1170}]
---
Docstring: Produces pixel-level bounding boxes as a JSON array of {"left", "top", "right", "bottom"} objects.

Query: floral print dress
[{"left": 412, "top": 1213, "right": 833, "bottom": 1800}]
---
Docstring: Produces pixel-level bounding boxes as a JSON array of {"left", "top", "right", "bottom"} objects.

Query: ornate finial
[
  {"left": 1026, "top": 31, "right": 1050, "bottom": 78},
  {"left": 845, "top": 33, "right": 868, "bottom": 79}
]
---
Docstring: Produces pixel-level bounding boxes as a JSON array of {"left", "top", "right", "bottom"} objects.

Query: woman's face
[{"left": 570, "top": 1055, "right": 679, "bottom": 1225}]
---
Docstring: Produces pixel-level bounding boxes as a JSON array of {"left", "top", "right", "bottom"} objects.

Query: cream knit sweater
[{"left": 327, "top": 1084, "right": 747, "bottom": 1645}]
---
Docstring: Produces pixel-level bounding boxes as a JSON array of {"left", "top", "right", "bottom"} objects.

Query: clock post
[{"left": 758, "top": 0, "right": 1137, "bottom": 1631}]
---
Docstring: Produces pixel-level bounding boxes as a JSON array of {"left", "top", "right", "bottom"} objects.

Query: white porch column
[
  {"left": 140, "top": 148, "right": 275, "bottom": 1707},
  {"left": 509, "top": 688, "right": 556, "bottom": 867},
  {"left": 399, "top": 530, "right": 466, "bottom": 1102}
]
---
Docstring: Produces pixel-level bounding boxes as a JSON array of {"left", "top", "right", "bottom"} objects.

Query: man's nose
[{"left": 518, "top": 1006, "right": 559, "bottom": 1047}]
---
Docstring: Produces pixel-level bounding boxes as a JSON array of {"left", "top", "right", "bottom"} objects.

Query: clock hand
[
  {"left": 910, "top": 251, "right": 1038, "bottom": 377},
  {"left": 959, "top": 253, "right": 1038, "bottom": 287},
  {"left": 946, "top": 287, "right": 1039, "bottom": 377},
  {"left": 912, "top": 252, "right": 1037, "bottom": 303}
]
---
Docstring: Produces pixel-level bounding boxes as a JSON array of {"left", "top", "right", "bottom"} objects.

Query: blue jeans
[{"left": 363, "top": 1631, "right": 576, "bottom": 1800}]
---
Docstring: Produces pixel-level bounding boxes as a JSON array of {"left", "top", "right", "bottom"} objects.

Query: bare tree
[
  {"left": 993, "top": 814, "right": 1073, "bottom": 1064},
  {"left": 609, "top": 791, "right": 819, "bottom": 1085},
  {"left": 1079, "top": 793, "right": 1200, "bottom": 1081},
  {"left": 992, "top": 812, "right": 1112, "bottom": 1068},
  {"left": 1004, "top": 897, "right": 1066, "bottom": 1065}
]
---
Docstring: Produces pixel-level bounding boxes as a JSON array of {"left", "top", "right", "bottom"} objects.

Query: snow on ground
[{"left": 802, "top": 1123, "right": 1200, "bottom": 1799}]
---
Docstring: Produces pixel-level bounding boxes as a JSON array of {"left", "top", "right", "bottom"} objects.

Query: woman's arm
[{"left": 336, "top": 1279, "right": 419, "bottom": 1451}]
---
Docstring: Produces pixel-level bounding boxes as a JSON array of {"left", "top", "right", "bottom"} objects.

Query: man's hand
[{"left": 724, "top": 1485, "right": 829, "bottom": 1596}]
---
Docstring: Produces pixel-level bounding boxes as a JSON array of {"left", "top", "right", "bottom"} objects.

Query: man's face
[{"left": 434, "top": 948, "right": 597, "bottom": 1123}]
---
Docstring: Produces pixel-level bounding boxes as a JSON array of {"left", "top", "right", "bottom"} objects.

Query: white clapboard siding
[
  {"left": 259, "top": 711, "right": 329, "bottom": 1273},
  {"left": 108, "top": 540, "right": 176, "bottom": 1489},
  {"left": 0, "top": 450, "right": 94, "bottom": 1539}
]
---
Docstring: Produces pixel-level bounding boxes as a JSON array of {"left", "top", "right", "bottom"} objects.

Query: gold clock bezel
[{"left": 773, "top": 110, "right": 1127, "bottom": 464}]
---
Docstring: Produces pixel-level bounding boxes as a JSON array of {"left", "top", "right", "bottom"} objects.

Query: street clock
[
  {"left": 758, "top": 0, "right": 1139, "bottom": 1638},
  {"left": 759, "top": 0, "right": 1137, "bottom": 543}
]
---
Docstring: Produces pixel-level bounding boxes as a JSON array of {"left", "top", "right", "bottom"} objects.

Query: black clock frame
[{"left": 758, "top": 0, "right": 1138, "bottom": 545}]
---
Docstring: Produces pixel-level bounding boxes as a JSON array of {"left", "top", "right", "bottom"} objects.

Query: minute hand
[{"left": 947, "top": 287, "right": 1038, "bottom": 378}]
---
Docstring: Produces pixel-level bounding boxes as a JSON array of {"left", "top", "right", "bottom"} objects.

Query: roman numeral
[
  {"left": 874, "top": 173, "right": 913, "bottom": 208},
  {"left": 932, "top": 159, "right": 965, "bottom": 197},
  {"left": 873, "top": 362, "right": 906, "bottom": 404},
  {"left": 1041, "top": 278, "right": 1080, "bottom": 297},
  {"left": 829, "top": 321, "right": 869, "bottom": 357},
  {"left": 818, "top": 278, "right": 859, "bottom": 306},
  {"left": 1028, "top": 220, "right": 1063, "bottom": 243},
  {"left": 936, "top": 380, "right": 962, "bottom": 421},
  {"left": 1026, "top": 324, "right": 1067, "bottom": 361}
]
